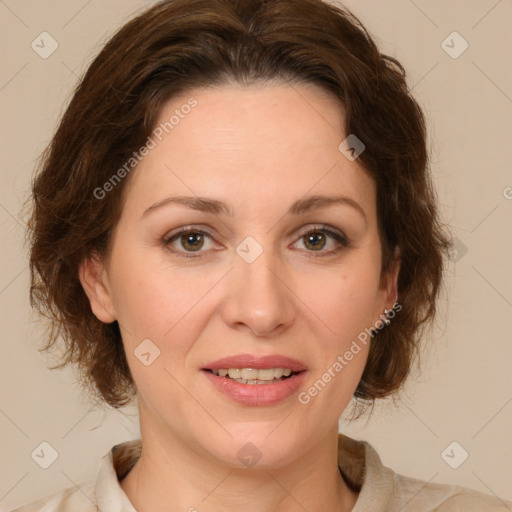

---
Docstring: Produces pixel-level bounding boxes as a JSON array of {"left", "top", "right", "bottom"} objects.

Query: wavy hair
[{"left": 25, "top": 0, "right": 452, "bottom": 409}]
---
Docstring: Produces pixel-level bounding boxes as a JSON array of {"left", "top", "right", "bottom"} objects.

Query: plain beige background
[{"left": 1, "top": 0, "right": 511, "bottom": 509}]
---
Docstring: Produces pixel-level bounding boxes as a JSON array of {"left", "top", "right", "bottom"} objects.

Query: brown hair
[{"left": 25, "top": 0, "right": 452, "bottom": 409}]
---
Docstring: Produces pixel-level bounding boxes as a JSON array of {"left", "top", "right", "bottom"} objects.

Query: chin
[{"left": 199, "top": 428, "right": 305, "bottom": 470}]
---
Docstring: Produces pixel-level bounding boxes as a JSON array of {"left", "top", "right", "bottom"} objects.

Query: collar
[{"left": 94, "top": 434, "right": 392, "bottom": 511}]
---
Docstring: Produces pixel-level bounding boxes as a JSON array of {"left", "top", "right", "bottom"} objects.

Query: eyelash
[{"left": 163, "top": 224, "right": 350, "bottom": 260}]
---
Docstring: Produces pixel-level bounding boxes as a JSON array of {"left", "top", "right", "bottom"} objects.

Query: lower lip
[{"left": 202, "top": 370, "right": 308, "bottom": 406}]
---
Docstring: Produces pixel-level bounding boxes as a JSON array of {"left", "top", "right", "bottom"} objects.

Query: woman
[{"left": 14, "top": 0, "right": 511, "bottom": 510}]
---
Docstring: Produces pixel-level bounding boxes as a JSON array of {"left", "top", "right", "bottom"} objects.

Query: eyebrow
[{"left": 141, "top": 194, "right": 367, "bottom": 223}]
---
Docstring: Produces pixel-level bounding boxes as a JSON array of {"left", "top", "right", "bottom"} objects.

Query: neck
[{"left": 120, "top": 421, "right": 358, "bottom": 512}]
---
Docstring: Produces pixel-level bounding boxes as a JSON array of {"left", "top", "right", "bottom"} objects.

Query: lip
[
  {"left": 203, "top": 369, "right": 308, "bottom": 406},
  {"left": 201, "top": 353, "right": 309, "bottom": 407},
  {"left": 202, "top": 354, "right": 308, "bottom": 372}
]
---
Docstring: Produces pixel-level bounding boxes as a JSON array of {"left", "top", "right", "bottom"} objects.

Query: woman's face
[{"left": 82, "top": 82, "right": 399, "bottom": 468}]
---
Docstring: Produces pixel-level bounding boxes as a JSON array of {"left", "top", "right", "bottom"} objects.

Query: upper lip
[{"left": 202, "top": 354, "right": 308, "bottom": 372}]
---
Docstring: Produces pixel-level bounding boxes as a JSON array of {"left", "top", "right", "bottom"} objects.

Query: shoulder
[
  {"left": 9, "top": 477, "right": 97, "bottom": 512},
  {"left": 391, "top": 472, "right": 512, "bottom": 511},
  {"left": 337, "top": 434, "right": 512, "bottom": 512},
  {"left": 8, "top": 440, "right": 140, "bottom": 512}
]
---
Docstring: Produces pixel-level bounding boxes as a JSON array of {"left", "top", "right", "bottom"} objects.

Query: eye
[
  {"left": 292, "top": 225, "right": 349, "bottom": 257},
  {"left": 163, "top": 226, "right": 216, "bottom": 259},
  {"left": 163, "top": 224, "right": 350, "bottom": 260}
]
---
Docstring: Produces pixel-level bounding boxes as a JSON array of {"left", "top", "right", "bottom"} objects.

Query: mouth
[
  {"left": 202, "top": 368, "right": 308, "bottom": 406},
  {"left": 201, "top": 355, "right": 308, "bottom": 406},
  {"left": 205, "top": 367, "right": 303, "bottom": 385}
]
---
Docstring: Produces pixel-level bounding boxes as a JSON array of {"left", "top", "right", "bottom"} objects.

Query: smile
[
  {"left": 202, "top": 368, "right": 308, "bottom": 406},
  {"left": 209, "top": 367, "right": 298, "bottom": 384}
]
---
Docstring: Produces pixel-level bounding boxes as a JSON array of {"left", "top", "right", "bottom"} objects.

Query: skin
[{"left": 79, "top": 82, "right": 400, "bottom": 512}]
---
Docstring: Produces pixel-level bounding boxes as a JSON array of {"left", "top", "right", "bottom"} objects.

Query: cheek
[
  {"left": 297, "top": 271, "right": 374, "bottom": 413},
  {"left": 296, "top": 257, "right": 379, "bottom": 402},
  {"left": 303, "top": 260, "right": 380, "bottom": 344},
  {"left": 107, "top": 245, "right": 225, "bottom": 384},
  {"left": 108, "top": 233, "right": 380, "bottom": 404},
  {"left": 107, "top": 241, "right": 201, "bottom": 337},
  {"left": 109, "top": 259, "right": 208, "bottom": 411}
]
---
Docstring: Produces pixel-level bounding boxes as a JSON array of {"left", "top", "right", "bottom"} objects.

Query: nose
[{"left": 220, "top": 245, "right": 296, "bottom": 337}]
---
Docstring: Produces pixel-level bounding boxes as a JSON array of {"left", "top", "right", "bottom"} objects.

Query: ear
[
  {"left": 78, "top": 252, "right": 116, "bottom": 323},
  {"left": 379, "top": 245, "right": 401, "bottom": 310}
]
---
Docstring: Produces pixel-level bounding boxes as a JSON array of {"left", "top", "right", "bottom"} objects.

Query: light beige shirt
[{"left": 11, "top": 434, "right": 512, "bottom": 511}]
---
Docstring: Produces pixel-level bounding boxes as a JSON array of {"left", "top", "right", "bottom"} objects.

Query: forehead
[{"left": 122, "top": 83, "right": 376, "bottom": 222}]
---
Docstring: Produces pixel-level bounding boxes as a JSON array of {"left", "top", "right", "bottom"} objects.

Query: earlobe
[
  {"left": 372, "top": 248, "right": 401, "bottom": 332},
  {"left": 78, "top": 253, "right": 116, "bottom": 323},
  {"left": 385, "top": 246, "right": 401, "bottom": 307},
  {"left": 379, "top": 245, "right": 401, "bottom": 309}
]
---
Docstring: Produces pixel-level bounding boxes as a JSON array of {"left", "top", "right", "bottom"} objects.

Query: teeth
[
  {"left": 210, "top": 367, "right": 296, "bottom": 382},
  {"left": 227, "top": 368, "right": 241, "bottom": 379},
  {"left": 252, "top": 368, "right": 274, "bottom": 380},
  {"left": 274, "top": 368, "right": 284, "bottom": 379}
]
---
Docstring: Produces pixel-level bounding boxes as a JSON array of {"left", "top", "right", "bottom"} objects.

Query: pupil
[
  {"left": 183, "top": 232, "right": 203, "bottom": 251},
  {"left": 305, "top": 232, "right": 325, "bottom": 250}
]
